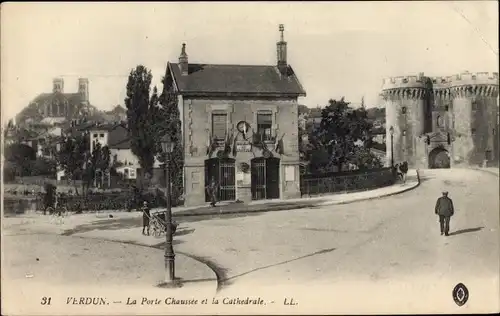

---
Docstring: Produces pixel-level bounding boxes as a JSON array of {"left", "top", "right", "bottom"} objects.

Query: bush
[
  {"left": 3, "top": 162, "right": 17, "bottom": 182},
  {"left": 30, "top": 158, "right": 57, "bottom": 177}
]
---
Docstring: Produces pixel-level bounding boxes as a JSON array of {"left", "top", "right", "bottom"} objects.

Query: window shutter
[
  {"left": 257, "top": 113, "right": 272, "bottom": 125},
  {"left": 212, "top": 114, "right": 227, "bottom": 140}
]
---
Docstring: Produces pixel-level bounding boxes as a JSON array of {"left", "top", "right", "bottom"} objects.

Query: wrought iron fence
[{"left": 300, "top": 167, "right": 396, "bottom": 197}]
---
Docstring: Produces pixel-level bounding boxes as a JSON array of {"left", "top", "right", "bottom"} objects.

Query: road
[
  {"left": 2, "top": 168, "right": 498, "bottom": 314},
  {"left": 172, "top": 169, "right": 499, "bottom": 313}
]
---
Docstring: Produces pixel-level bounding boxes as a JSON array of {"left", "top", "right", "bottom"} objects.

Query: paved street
[
  {"left": 2, "top": 168, "right": 498, "bottom": 314},
  {"left": 1, "top": 234, "right": 217, "bottom": 315},
  {"left": 170, "top": 168, "right": 499, "bottom": 314}
]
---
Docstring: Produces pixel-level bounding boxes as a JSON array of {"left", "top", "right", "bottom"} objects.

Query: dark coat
[
  {"left": 142, "top": 206, "right": 150, "bottom": 226},
  {"left": 435, "top": 196, "right": 454, "bottom": 217}
]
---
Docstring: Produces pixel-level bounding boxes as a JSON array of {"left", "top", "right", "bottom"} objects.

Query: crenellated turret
[
  {"left": 381, "top": 75, "right": 428, "bottom": 167},
  {"left": 381, "top": 71, "right": 499, "bottom": 169}
]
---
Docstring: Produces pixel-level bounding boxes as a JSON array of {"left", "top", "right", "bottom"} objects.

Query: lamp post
[
  {"left": 389, "top": 126, "right": 394, "bottom": 168},
  {"left": 160, "top": 134, "right": 178, "bottom": 287}
]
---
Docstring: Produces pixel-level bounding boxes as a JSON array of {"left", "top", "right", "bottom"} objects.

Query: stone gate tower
[{"left": 381, "top": 71, "right": 499, "bottom": 169}]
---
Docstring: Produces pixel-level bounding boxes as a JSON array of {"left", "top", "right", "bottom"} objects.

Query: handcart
[{"left": 150, "top": 210, "right": 178, "bottom": 238}]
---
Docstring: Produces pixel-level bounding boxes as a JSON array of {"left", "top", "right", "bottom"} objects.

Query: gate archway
[
  {"left": 204, "top": 158, "right": 236, "bottom": 202},
  {"left": 428, "top": 147, "right": 450, "bottom": 169},
  {"left": 251, "top": 157, "right": 280, "bottom": 200}
]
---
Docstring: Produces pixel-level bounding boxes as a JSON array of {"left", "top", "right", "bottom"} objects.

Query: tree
[
  {"left": 124, "top": 65, "right": 157, "bottom": 178},
  {"left": 308, "top": 98, "right": 376, "bottom": 172},
  {"left": 3, "top": 143, "right": 37, "bottom": 177},
  {"left": 30, "top": 157, "right": 57, "bottom": 176},
  {"left": 57, "top": 133, "right": 90, "bottom": 195},
  {"left": 88, "top": 142, "right": 111, "bottom": 188},
  {"left": 157, "top": 72, "right": 184, "bottom": 205},
  {"left": 350, "top": 147, "right": 382, "bottom": 170},
  {"left": 4, "top": 143, "right": 36, "bottom": 162}
]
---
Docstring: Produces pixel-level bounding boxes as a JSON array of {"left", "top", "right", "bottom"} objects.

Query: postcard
[{"left": 2, "top": 1, "right": 499, "bottom": 315}]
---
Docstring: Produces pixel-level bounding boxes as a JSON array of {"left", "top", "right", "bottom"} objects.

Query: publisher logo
[{"left": 452, "top": 283, "right": 469, "bottom": 307}]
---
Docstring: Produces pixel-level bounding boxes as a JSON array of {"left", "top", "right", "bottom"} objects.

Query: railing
[{"left": 300, "top": 167, "right": 396, "bottom": 197}]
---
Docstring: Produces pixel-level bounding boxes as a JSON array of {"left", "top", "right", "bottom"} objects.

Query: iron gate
[
  {"left": 251, "top": 157, "right": 280, "bottom": 200},
  {"left": 204, "top": 158, "right": 236, "bottom": 202}
]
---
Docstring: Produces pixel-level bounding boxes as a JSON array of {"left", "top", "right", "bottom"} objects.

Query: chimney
[
  {"left": 276, "top": 24, "right": 288, "bottom": 76},
  {"left": 179, "top": 43, "right": 189, "bottom": 76},
  {"left": 53, "top": 78, "right": 64, "bottom": 93},
  {"left": 78, "top": 78, "right": 89, "bottom": 105}
]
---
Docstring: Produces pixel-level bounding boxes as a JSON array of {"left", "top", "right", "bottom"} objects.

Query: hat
[{"left": 442, "top": 191, "right": 448, "bottom": 195}]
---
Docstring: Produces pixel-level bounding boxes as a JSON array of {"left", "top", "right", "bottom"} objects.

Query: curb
[
  {"left": 174, "top": 171, "right": 422, "bottom": 216},
  {"left": 173, "top": 202, "right": 321, "bottom": 218},
  {"left": 472, "top": 168, "right": 499, "bottom": 177},
  {"left": 316, "top": 170, "right": 421, "bottom": 207}
]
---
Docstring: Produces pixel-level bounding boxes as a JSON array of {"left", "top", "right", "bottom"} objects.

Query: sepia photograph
[{"left": 1, "top": 1, "right": 499, "bottom": 315}]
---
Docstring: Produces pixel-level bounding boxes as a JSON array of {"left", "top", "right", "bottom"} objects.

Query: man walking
[
  {"left": 206, "top": 177, "right": 219, "bottom": 207},
  {"left": 435, "top": 191, "right": 455, "bottom": 236}
]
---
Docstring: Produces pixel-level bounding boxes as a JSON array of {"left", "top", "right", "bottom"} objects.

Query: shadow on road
[
  {"left": 62, "top": 217, "right": 142, "bottom": 235},
  {"left": 175, "top": 212, "right": 263, "bottom": 224},
  {"left": 61, "top": 213, "right": 263, "bottom": 236},
  {"left": 418, "top": 175, "right": 435, "bottom": 183},
  {"left": 449, "top": 226, "right": 484, "bottom": 236},
  {"left": 219, "top": 247, "right": 337, "bottom": 288}
]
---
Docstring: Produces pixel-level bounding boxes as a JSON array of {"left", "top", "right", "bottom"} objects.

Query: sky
[{"left": 1, "top": 1, "right": 498, "bottom": 123}]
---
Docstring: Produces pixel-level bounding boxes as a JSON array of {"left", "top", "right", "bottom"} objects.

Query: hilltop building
[
  {"left": 16, "top": 78, "right": 93, "bottom": 126},
  {"left": 381, "top": 71, "right": 499, "bottom": 169}
]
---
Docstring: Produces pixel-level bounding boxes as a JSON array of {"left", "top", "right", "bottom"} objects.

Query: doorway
[
  {"left": 428, "top": 147, "right": 450, "bottom": 169},
  {"left": 251, "top": 157, "right": 280, "bottom": 200}
]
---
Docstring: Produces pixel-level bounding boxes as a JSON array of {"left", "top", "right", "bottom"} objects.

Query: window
[
  {"left": 401, "top": 107, "right": 407, "bottom": 114},
  {"left": 493, "top": 128, "right": 496, "bottom": 136},
  {"left": 485, "top": 150, "right": 492, "bottom": 161},
  {"left": 212, "top": 113, "right": 227, "bottom": 141},
  {"left": 472, "top": 101, "right": 478, "bottom": 111},
  {"left": 257, "top": 112, "right": 273, "bottom": 141},
  {"left": 471, "top": 128, "right": 476, "bottom": 135},
  {"left": 93, "top": 133, "right": 98, "bottom": 138},
  {"left": 129, "top": 169, "right": 136, "bottom": 178},
  {"left": 445, "top": 105, "right": 449, "bottom": 111},
  {"left": 402, "top": 130, "right": 407, "bottom": 136},
  {"left": 99, "top": 133, "right": 104, "bottom": 138}
]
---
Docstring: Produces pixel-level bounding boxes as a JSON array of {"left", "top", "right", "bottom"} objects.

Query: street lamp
[
  {"left": 159, "top": 134, "right": 179, "bottom": 287},
  {"left": 389, "top": 126, "right": 394, "bottom": 168}
]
